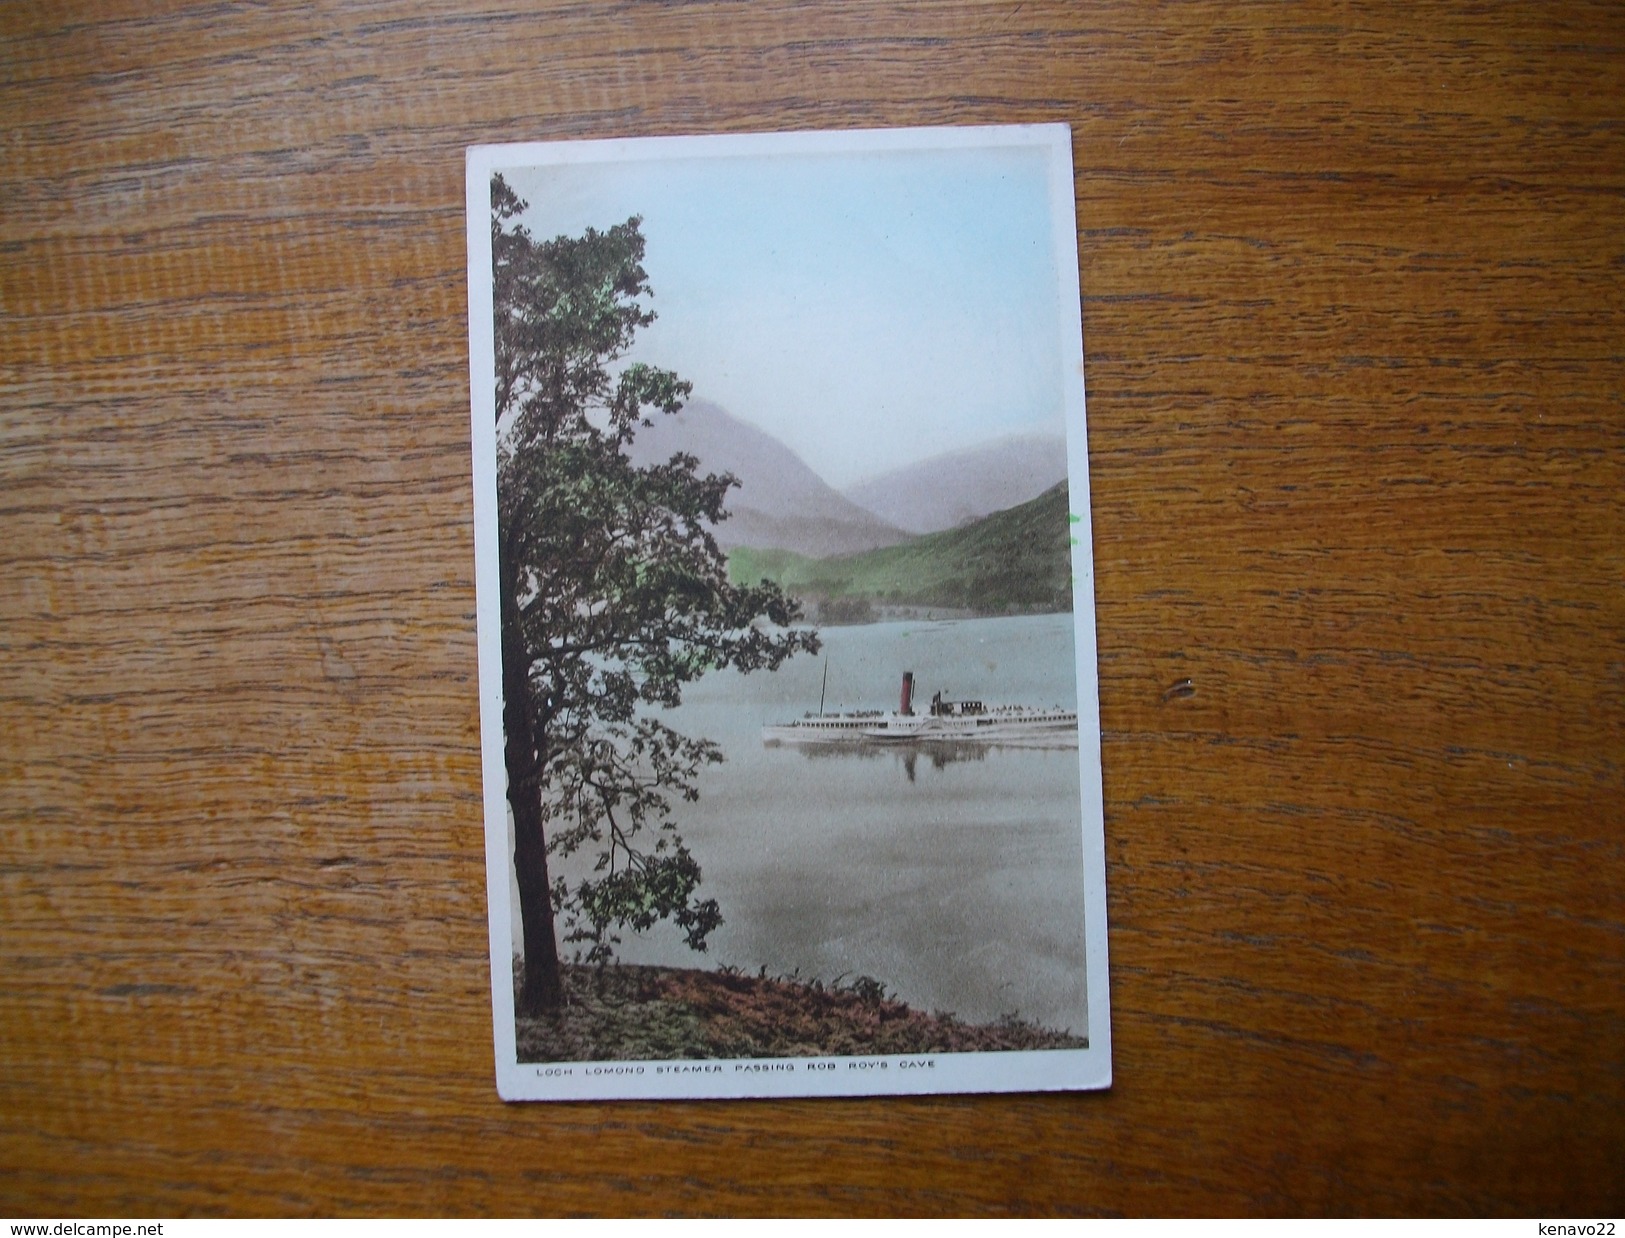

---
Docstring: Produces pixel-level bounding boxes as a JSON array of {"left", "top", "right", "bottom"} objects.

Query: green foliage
[
  {"left": 493, "top": 175, "right": 818, "bottom": 985},
  {"left": 729, "top": 481, "right": 1074, "bottom": 618}
]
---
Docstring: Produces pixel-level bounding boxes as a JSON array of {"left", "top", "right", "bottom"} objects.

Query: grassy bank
[{"left": 515, "top": 962, "right": 1087, "bottom": 1063}]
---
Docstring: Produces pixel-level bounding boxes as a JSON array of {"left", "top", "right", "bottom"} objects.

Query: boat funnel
[{"left": 900, "top": 671, "right": 914, "bottom": 716}]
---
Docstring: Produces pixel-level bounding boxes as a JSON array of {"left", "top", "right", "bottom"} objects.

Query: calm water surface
[{"left": 541, "top": 612, "right": 1091, "bottom": 1033}]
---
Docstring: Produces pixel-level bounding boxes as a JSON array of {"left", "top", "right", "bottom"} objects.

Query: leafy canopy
[{"left": 492, "top": 174, "right": 818, "bottom": 964}]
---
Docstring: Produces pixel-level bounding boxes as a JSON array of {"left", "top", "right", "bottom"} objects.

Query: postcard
[{"left": 465, "top": 124, "right": 1109, "bottom": 1100}]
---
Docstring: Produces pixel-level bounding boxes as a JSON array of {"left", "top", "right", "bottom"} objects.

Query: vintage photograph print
[{"left": 466, "top": 125, "right": 1109, "bottom": 1100}]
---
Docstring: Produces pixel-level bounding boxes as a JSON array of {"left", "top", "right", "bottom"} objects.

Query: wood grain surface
[{"left": 3, "top": 0, "right": 1621, "bottom": 1217}]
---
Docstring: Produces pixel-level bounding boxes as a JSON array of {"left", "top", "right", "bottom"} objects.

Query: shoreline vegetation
[{"left": 515, "top": 962, "right": 1087, "bottom": 1063}]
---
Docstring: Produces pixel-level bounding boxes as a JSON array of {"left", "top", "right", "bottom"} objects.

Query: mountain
[
  {"left": 729, "top": 479, "right": 1074, "bottom": 620},
  {"left": 623, "top": 398, "right": 911, "bottom": 557},
  {"left": 841, "top": 433, "right": 1069, "bottom": 535}
]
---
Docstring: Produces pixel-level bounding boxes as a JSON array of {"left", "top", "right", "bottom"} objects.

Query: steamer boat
[{"left": 761, "top": 672, "right": 1078, "bottom": 746}]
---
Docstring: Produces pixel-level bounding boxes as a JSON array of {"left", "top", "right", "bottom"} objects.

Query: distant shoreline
[
  {"left": 806, "top": 602, "right": 1070, "bottom": 626},
  {"left": 728, "top": 480, "right": 1074, "bottom": 622}
]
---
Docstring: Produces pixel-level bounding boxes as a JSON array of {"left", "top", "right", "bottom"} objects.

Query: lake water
[{"left": 530, "top": 612, "right": 1091, "bottom": 1035}]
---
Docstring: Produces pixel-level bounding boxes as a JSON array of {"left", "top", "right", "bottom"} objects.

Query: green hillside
[{"left": 729, "top": 481, "right": 1074, "bottom": 620}]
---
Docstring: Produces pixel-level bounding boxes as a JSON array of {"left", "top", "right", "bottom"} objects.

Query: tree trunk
[{"left": 500, "top": 547, "right": 564, "bottom": 1014}]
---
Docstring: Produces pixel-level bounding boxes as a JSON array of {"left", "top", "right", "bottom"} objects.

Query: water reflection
[
  {"left": 597, "top": 614, "right": 1090, "bottom": 1031},
  {"left": 766, "top": 737, "right": 1083, "bottom": 782}
]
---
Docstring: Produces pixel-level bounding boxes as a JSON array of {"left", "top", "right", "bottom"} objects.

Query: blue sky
[{"left": 499, "top": 140, "right": 1070, "bottom": 490}]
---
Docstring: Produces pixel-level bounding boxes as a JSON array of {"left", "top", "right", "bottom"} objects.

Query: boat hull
[
  {"left": 761, "top": 717, "right": 876, "bottom": 743},
  {"left": 764, "top": 708, "right": 1078, "bottom": 746},
  {"left": 862, "top": 710, "right": 1078, "bottom": 742}
]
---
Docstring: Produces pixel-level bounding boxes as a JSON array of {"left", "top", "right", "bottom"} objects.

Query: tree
[{"left": 491, "top": 174, "right": 818, "bottom": 1015}]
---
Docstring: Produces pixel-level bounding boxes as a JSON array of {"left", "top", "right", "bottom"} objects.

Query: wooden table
[{"left": 3, "top": 0, "right": 1620, "bottom": 1217}]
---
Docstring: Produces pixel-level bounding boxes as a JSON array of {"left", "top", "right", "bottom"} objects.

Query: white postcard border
[{"left": 466, "top": 124, "right": 1110, "bottom": 1101}]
